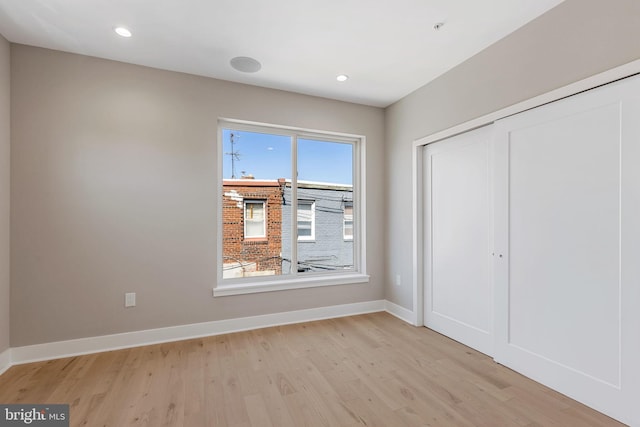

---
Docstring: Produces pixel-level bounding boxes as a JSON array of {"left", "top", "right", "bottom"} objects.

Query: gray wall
[
  {"left": 282, "top": 186, "right": 353, "bottom": 273},
  {"left": 384, "top": 0, "right": 640, "bottom": 310},
  {"left": 10, "top": 44, "right": 385, "bottom": 347},
  {"left": 0, "top": 35, "right": 9, "bottom": 354}
]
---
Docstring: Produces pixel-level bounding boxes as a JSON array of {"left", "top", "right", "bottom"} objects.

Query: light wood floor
[{"left": 0, "top": 312, "right": 624, "bottom": 427}]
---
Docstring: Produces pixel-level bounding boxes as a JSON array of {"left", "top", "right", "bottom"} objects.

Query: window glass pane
[
  {"left": 298, "top": 225, "right": 312, "bottom": 237},
  {"left": 297, "top": 203, "right": 313, "bottom": 221},
  {"left": 245, "top": 202, "right": 265, "bottom": 238},
  {"left": 296, "top": 139, "right": 354, "bottom": 273},
  {"left": 297, "top": 201, "right": 315, "bottom": 240},
  {"left": 344, "top": 204, "right": 353, "bottom": 239},
  {"left": 344, "top": 222, "right": 353, "bottom": 239},
  {"left": 222, "top": 129, "right": 291, "bottom": 278},
  {"left": 220, "top": 124, "right": 360, "bottom": 283}
]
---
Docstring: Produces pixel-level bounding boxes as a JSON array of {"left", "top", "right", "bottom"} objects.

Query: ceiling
[{"left": 0, "top": 0, "right": 564, "bottom": 107}]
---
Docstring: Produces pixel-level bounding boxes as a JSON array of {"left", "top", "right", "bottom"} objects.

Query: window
[
  {"left": 343, "top": 203, "right": 353, "bottom": 240},
  {"left": 297, "top": 200, "right": 315, "bottom": 241},
  {"left": 217, "top": 120, "right": 368, "bottom": 295},
  {"left": 244, "top": 201, "right": 265, "bottom": 238}
]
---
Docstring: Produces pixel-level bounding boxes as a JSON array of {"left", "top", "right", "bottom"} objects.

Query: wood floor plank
[
  {"left": 244, "top": 393, "right": 273, "bottom": 427},
  {"left": 0, "top": 312, "right": 626, "bottom": 427},
  {"left": 183, "top": 346, "right": 206, "bottom": 427},
  {"left": 255, "top": 376, "right": 297, "bottom": 427},
  {"left": 344, "top": 378, "right": 414, "bottom": 427},
  {"left": 204, "top": 375, "right": 229, "bottom": 427}
]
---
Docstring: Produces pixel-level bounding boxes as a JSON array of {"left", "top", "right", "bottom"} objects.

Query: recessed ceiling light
[
  {"left": 336, "top": 74, "right": 349, "bottom": 82},
  {"left": 114, "top": 27, "right": 132, "bottom": 38},
  {"left": 230, "top": 56, "right": 262, "bottom": 73}
]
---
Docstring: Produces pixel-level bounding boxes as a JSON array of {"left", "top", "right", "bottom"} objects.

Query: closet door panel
[
  {"left": 424, "top": 125, "right": 493, "bottom": 356},
  {"left": 494, "top": 74, "right": 640, "bottom": 426},
  {"left": 620, "top": 92, "right": 640, "bottom": 427},
  {"left": 508, "top": 103, "right": 620, "bottom": 384}
]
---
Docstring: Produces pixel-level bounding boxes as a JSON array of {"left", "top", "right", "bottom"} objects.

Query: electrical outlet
[
  {"left": 125, "top": 292, "right": 136, "bottom": 308},
  {"left": 395, "top": 274, "right": 402, "bottom": 286}
]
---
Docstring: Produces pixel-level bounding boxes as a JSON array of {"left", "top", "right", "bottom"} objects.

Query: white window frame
[
  {"left": 244, "top": 200, "right": 266, "bottom": 239},
  {"left": 297, "top": 200, "right": 315, "bottom": 241},
  {"left": 216, "top": 118, "right": 369, "bottom": 296}
]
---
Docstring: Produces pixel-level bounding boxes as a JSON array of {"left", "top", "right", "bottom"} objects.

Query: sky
[{"left": 222, "top": 129, "right": 353, "bottom": 185}]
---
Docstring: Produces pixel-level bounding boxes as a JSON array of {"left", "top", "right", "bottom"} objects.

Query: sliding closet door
[
  {"left": 494, "top": 76, "right": 640, "bottom": 425},
  {"left": 424, "top": 125, "right": 493, "bottom": 356}
]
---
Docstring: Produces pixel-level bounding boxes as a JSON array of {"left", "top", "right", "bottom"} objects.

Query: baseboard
[
  {"left": 384, "top": 300, "right": 415, "bottom": 324},
  {"left": 0, "top": 347, "right": 11, "bottom": 376},
  {"left": 11, "top": 300, "right": 387, "bottom": 365}
]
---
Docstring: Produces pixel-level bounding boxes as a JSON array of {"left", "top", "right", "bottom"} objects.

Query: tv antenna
[{"left": 225, "top": 132, "right": 241, "bottom": 178}]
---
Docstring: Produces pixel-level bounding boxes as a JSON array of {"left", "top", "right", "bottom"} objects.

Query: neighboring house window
[
  {"left": 343, "top": 203, "right": 353, "bottom": 240},
  {"left": 217, "top": 120, "right": 368, "bottom": 296},
  {"left": 244, "top": 201, "right": 265, "bottom": 238},
  {"left": 297, "top": 200, "right": 315, "bottom": 241}
]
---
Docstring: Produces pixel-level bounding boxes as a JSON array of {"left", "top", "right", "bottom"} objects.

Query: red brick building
[{"left": 222, "top": 178, "right": 285, "bottom": 278}]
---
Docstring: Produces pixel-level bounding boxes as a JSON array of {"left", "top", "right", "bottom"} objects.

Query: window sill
[
  {"left": 214, "top": 273, "right": 370, "bottom": 297},
  {"left": 244, "top": 237, "right": 268, "bottom": 243}
]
